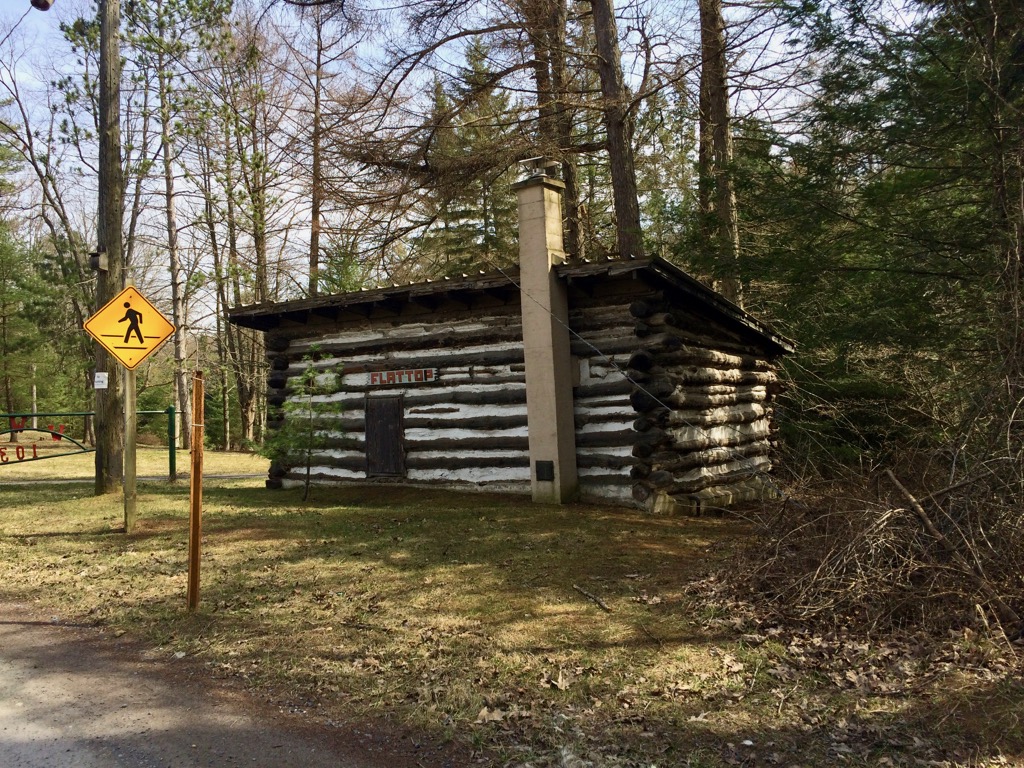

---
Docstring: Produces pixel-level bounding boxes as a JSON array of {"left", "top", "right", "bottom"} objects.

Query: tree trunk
[
  {"left": 548, "top": 0, "right": 584, "bottom": 260},
  {"left": 590, "top": 0, "right": 643, "bottom": 260},
  {"left": 222, "top": 114, "right": 260, "bottom": 446},
  {"left": 698, "top": 0, "right": 742, "bottom": 305},
  {"left": 158, "top": 50, "right": 191, "bottom": 449},
  {"left": 527, "top": 0, "right": 585, "bottom": 259},
  {"left": 309, "top": 18, "right": 324, "bottom": 297}
]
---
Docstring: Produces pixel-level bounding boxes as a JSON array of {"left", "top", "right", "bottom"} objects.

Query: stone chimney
[{"left": 513, "top": 159, "right": 578, "bottom": 504}]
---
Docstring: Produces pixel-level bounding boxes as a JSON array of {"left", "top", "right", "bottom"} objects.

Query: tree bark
[
  {"left": 546, "top": 0, "right": 584, "bottom": 259},
  {"left": 309, "top": 14, "right": 324, "bottom": 296},
  {"left": 698, "top": 0, "right": 742, "bottom": 305},
  {"left": 157, "top": 42, "right": 191, "bottom": 449},
  {"left": 590, "top": 0, "right": 643, "bottom": 259}
]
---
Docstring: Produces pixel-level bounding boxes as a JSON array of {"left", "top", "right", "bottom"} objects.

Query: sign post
[{"left": 84, "top": 285, "right": 174, "bottom": 533}]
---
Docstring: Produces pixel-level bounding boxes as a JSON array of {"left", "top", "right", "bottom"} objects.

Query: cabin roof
[{"left": 227, "top": 255, "right": 795, "bottom": 355}]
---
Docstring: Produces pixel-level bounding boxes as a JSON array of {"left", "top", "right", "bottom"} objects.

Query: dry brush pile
[{"left": 731, "top": 456, "right": 1024, "bottom": 644}]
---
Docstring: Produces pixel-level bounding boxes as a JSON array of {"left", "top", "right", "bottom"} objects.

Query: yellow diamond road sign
[{"left": 84, "top": 286, "right": 175, "bottom": 370}]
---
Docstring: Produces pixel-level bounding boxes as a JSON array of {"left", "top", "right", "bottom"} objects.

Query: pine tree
[{"left": 411, "top": 41, "right": 520, "bottom": 277}]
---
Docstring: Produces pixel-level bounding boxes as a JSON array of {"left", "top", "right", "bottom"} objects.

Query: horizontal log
[
  {"left": 629, "top": 372, "right": 776, "bottom": 401},
  {"left": 307, "top": 428, "right": 634, "bottom": 456},
  {"left": 633, "top": 403, "right": 768, "bottom": 432},
  {"left": 569, "top": 337, "right": 638, "bottom": 358},
  {"left": 574, "top": 378, "right": 634, "bottom": 399},
  {"left": 576, "top": 453, "right": 635, "bottom": 470},
  {"left": 576, "top": 427, "right": 637, "bottom": 449},
  {"left": 568, "top": 303, "right": 634, "bottom": 332},
  {"left": 643, "top": 441, "right": 772, "bottom": 474},
  {"left": 283, "top": 346, "right": 526, "bottom": 378},
  {"left": 574, "top": 408, "right": 636, "bottom": 428},
  {"left": 405, "top": 455, "right": 530, "bottom": 471},
  {"left": 279, "top": 385, "right": 530, "bottom": 414},
  {"left": 327, "top": 365, "right": 526, "bottom": 387},
  {"left": 296, "top": 434, "right": 533, "bottom": 456},
  {"left": 298, "top": 454, "right": 366, "bottom": 472},
  {"left": 669, "top": 420, "right": 772, "bottom": 452},
  {"left": 631, "top": 346, "right": 774, "bottom": 374},
  {"left": 663, "top": 455, "right": 773, "bottom": 495},
  {"left": 406, "top": 436, "right": 530, "bottom": 452},
  {"left": 631, "top": 385, "right": 768, "bottom": 412},
  {"left": 633, "top": 378, "right": 676, "bottom": 401},
  {"left": 662, "top": 368, "right": 777, "bottom": 387},
  {"left": 286, "top": 314, "right": 524, "bottom": 357},
  {"left": 407, "top": 414, "right": 527, "bottom": 431},
  {"left": 636, "top": 329, "right": 771, "bottom": 358},
  {"left": 289, "top": 462, "right": 633, "bottom": 493},
  {"left": 632, "top": 456, "right": 772, "bottom": 500},
  {"left": 578, "top": 474, "right": 634, "bottom": 489},
  {"left": 656, "top": 347, "right": 773, "bottom": 372},
  {"left": 319, "top": 435, "right": 365, "bottom": 451},
  {"left": 407, "top": 386, "right": 526, "bottom": 407},
  {"left": 291, "top": 410, "right": 533, "bottom": 435}
]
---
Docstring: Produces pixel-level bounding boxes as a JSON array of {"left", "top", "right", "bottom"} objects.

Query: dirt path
[{"left": 0, "top": 603, "right": 459, "bottom": 768}]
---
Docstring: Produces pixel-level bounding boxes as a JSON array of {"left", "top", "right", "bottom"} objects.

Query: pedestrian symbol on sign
[{"left": 120, "top": 302, "right": 144, "bottom": 343}]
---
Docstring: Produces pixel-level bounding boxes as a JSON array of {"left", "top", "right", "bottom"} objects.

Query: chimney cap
[{"left": 519, "top": 156, "right": 560, "bottom": 179}]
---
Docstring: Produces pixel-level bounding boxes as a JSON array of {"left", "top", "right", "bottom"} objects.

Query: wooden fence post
[{"left": 187, "top": 371, "right": 204, "bottom": 612}]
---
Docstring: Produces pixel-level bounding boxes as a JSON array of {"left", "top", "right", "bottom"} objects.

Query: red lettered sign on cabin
[{"left": 367, "top": 368, "right": 439, "bottom": 386}]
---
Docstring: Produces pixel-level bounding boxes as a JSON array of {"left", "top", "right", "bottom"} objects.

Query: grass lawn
[
  {"left": 0, "top": 464, "right": 1020, "bottom": 766},
  {"left": 0, "top": 443, "right": 266, "bottom": 483}
]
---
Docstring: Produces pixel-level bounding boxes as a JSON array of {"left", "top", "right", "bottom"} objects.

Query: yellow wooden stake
[
  {"left": 124, "top": 368, "right": 137, "bottom": 532},
  {"left": 187, "top": 371, "right": 204, "bottom": 612}
]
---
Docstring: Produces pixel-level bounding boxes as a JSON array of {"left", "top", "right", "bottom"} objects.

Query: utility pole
[{"left": 94, "top": 0, "right": 125, "bottom": 496}]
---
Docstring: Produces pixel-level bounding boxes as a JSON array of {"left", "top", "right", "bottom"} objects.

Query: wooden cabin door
[{"left": 365, "top": 395, "right": 406, "bottom": 477}]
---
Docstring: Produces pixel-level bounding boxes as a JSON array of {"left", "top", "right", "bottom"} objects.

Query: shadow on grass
[
  {"left": 6, "top": 528, "right": 126, "bottom": 539},
  {"left": 3, "top": 480, "right": 1021, "bottom": 766}
]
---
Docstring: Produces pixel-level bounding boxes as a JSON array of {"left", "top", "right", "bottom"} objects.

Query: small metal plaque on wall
[{"left": 535, "top": 460, "right": 555, "bottom": 482}]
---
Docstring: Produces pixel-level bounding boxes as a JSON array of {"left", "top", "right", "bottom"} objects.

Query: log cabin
[{"left": 228, "top": 164, "right": 794, "bottom": 513}]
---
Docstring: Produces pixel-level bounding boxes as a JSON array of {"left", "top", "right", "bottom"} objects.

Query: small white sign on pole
[{"left": 94, "top": 372, "right": 109, "bottom": 389}]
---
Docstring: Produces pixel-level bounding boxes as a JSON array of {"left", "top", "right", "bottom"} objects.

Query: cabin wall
[
  {"left": 265, "top": 304, "right": 533, "bottom": 493},
  {"left": 264, "top": 292, "right": 653, "bottom": 505},
  {"left": 258, "top": 275, "right": 785, "bottom": 512},
  {"left": 626, "top": 296, "right": 783, "bottom": 513},
  {"left": 567, "top": 298, "right": 642, "bottom": 504}
]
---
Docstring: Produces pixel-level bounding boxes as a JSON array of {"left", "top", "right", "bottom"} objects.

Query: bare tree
[{"left": 277, "top": 3, "right": 361, "bottom": 296}]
